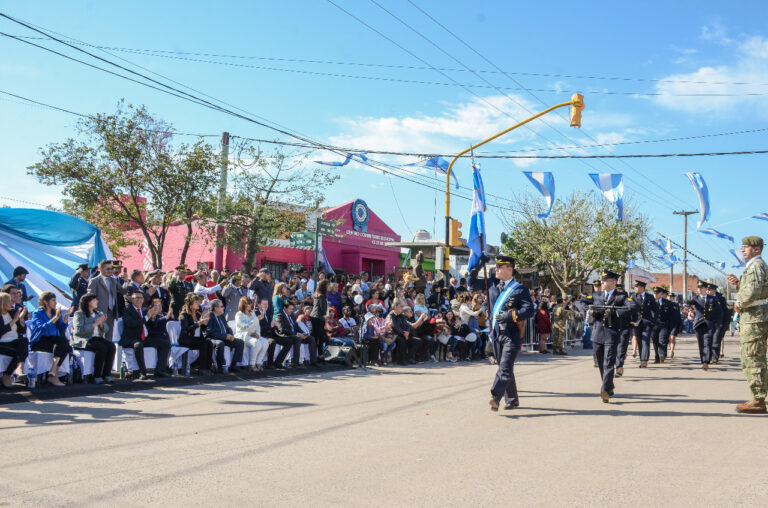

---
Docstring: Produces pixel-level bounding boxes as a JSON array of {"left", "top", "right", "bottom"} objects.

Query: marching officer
[
  {"left": 727, "top": 236, "right": 768, "bottom": 414},
  {"left": 575, "top": 270, "right": 639, "bottom": 403},
  {"left": 652, "top": 286, "right": 676, "bottom": 362},
  {"left": 667, "top": 293, "right": 682, "bottom": 358},
  {"left": 470, "top": 255, "right": 534, "bottom": 412},
  {"left": 615, "top": 283, "right": 633, "bottom": 377},
  {"left": 632, "top": 280, "right": 659, "bottom": 368},
  {"left": 710, "top": 285, "right": 729, "bottom": 364},
  {"left": 687, "top": 281, "right": 723, "bottom": 370}
]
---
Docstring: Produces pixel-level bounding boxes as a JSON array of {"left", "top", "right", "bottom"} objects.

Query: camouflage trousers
[
  {"left": 740, "top": 321, "right": 768, "bottom": 400},
  {"left": 553, "top": 326, "right": 566, "bottom": 350}
]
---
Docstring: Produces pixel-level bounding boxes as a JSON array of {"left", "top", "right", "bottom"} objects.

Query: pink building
[{"left": 119, "top": 199, "right": 402, "bottom": 278}]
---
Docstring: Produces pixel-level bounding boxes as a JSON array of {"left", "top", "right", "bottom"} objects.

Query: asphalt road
[{"left": 2, "top": 333, "right": 767, "bottom": 507}]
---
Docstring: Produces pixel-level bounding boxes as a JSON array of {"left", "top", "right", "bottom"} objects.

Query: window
[{"left": 263, "top": 261, "right": 287, "bottom": 282}]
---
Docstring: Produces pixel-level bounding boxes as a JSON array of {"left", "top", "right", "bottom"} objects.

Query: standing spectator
[
  {"left": 295, "top": 279, "right": 311, "bottom": 304},
  {"left": 71, "top": 293, "right": 116, "bottom": 384},
  {"left": 551, "top": 297, "right": 569, "bottom": 355},
  {"left": 0, "top": 291, "right": 28, "bottom": 387},
  {"left": 5, "top": 266, "right": 33, "bottom": 303},
  {"left": 222, "top": 273, "right": 247, "bottom": 322},
  {"left": 328, "top": 282, "right": 342, "bottom": 316},
  {"left": 272, "top": 282, "right": 291, "bottom": 317},
  {"left": 168, "top": 265, "right": 193, "bottom": 318},
  {"left": 310, "top": 280, "right": 329, "bottom": 358},
  {"left": 403, "top": 306, "right": 428, "bottom": 362},
  {"left": 178, "top": 293, "right": 214, "bottom": 376},
  {"left": 365, "top": 290, "right": 385, "bottom": 314},
  {"left": 205, "top": 299, "right": 244, "bottom": 373},
  {"left": 143, "top": 269, "right": 170, "bottom": 314},
  {"left": 87, "top": 259, "right": 127, "bottom": 340},
  {"left": 123, "top": 269, "right": 148, "bottom": 303},
  {"left": 29, "top": 291, "right": 73, "bottom": 387},
  {"left": 194, "top": 272, "right": 220, "bottom": 306},
  {"left": 235, "top": 296, "right": 268, "bottom": 372},
  {"left": 69, "top": 263, "right": 90, "bottom": 310},
  {"left": 249, "top": 268, "right": 274, "bottom": 321},
  {"left": 536, "top": 301, "right": 553, "bottom": 354}
]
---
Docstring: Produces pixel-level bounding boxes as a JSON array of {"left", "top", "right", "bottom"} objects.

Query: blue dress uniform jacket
[
  {"left": 486, "top": 276, "right": 535, "bottom": 344},
  {"left": 688, "top": 295, "right": 723, "bottom": 331},
  {"left": 575, "top": 291, "right": 639, "bottom": 343}
]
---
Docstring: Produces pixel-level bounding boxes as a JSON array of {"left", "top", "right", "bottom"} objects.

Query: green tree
[
  {"left": 501, "top": 190, "right": 649, "bottom": 296},
  {"left": 213, "top": 142, "right": 340, "bottom": 273},
  {"left": 28, "top": 101, "right": 217, "bottom": 268}
]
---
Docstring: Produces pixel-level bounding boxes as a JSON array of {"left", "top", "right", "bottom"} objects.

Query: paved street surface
[{"left": 2, "top": 333, "right": 768, "bottom": 507}]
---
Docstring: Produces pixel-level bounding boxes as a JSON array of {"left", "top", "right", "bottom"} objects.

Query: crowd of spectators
[{"left": 0, "top": 260, "right": 735, "bottom": 389}]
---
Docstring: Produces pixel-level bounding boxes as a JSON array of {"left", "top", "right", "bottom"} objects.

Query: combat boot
[{"left": 735, "top": 398, "right": 767, "bottom": 414}]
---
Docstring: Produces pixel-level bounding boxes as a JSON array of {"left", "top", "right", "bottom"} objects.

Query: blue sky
[{"left": 2, "top": 0, "right": 767, "bottom": 281}]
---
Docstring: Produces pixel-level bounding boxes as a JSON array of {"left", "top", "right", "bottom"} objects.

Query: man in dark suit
[
  {"left": 249, "top": 268, "right": 274, "bottom": 322},
  {"left": 687, "top": 281, "right": 723, "bottom": 370},
  {"left": 710, "top": 285, "right": 729, "bottom": 364},
  {"left": 205, "top": 299, "right": 244, "bottom": 373},
  {"left": 275, "top": 302, "right": 318, "bottom": 368},
  {"left": 87, "top": 259, "right": 127, "bottom": 339},
  {"left": 470, "top": 255, "right": 534, "bottom": 411},
  {"left": 652, "top": 286, "right": 676, "bottom": 363},
  {"left": 69, "top": 263, "right": 90, "bottom": 310},
  {"left": 632, "top": 280, "right": 659, "bottom": 368},
  {"left": 614, "top": 283, "right": 633, "bottom": 377},
  {"left": 143, "top": 269, "right": 170, "bottom": 314},
  {"left": 576, "top": 270, "right": 640, "bottom": 403},
  {"left": 120, "top": 292, "right": 171, "bottom": 379},
  {"left": 124, "top": 269, "right": 149, "bottom": 304}
]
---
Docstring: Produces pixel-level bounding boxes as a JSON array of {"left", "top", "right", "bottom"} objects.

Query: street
[{"left": 2, "top": 333, "right": 767, "bottom": 507}]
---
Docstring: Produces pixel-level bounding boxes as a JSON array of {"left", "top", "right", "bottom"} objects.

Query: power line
[
  {"left": 657, "top": 233, "right": 726, "bottom": 275},
  {"left": 8, "top": 33, "right": 768, "bottom": 88}
]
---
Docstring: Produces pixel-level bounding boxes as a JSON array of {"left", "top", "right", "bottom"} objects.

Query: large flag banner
[
  {"left": 699, "top": 228, "right": 734, "bottom": 243},
  {"left": 685, "top": 172, "right": 710, "bottom": 229},
  {"left": 588, "top": 173, "right": 624, "bottom": 221},
  {"left": 522, "top": 171, "right": 555, "bottom": 218},
  {"left": 467, "top": 163, "right": 487, "bottom": 271},
  {"left": 405, "top": 156, "right": 460, "bottom": 189},
  {"left": 319, "top": 245, "right": 335, "bottom": 275}
]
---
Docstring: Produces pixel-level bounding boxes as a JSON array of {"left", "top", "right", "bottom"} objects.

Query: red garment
[
  {"left": 535, "top": 309, "right": 552, "bottom": 334},
  {"left": 205, "top": 280, "right": 217, "bottom": 301}
]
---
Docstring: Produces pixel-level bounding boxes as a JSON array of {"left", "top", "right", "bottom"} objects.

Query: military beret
[
  {"left": 742, "top": 235, "right": 764, "bottom": 248},
  {"left": 633, "top": 280, "right": 646, "bottom": 287},
  {"left": 494, "top": 254, "right": 515, "bottom": 266},
  {"left": 653, "top": 286, "right": 668, "bottom": 294}
]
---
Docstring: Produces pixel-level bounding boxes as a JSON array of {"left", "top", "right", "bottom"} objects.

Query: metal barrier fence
[{"left": 520, "top": 317, "right": 584, "bottom": 351}]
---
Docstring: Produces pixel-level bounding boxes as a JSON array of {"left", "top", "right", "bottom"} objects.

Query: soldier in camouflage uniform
[
  {"left": 552, "top": 297, "right": 568, "bottom": 355},
  {"left": 727, "top": 236, "right": 768, "bottom": 414}
]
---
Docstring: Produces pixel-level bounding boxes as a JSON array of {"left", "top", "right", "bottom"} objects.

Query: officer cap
[
  {"left": 592, "top": 279, "right": 602, "bottom": 286},
  {"left": 697, "top": 280, "right": 705, "bottom": 288},
  {"left": 148, "top": 269, "right": 162, "bottom": 276},
  {"left": 258, "top": 267, "right": 270, "bottom": 274},
  {"left": 616, "top": 283, "right": 624, "bottom": 290},
  {"left": 653, "top": 286, "right": 668, "bottom": 294},
  {"left": 78, "top": 263, "right": 90, "bottom": 271},
  {"left": 111, "top": 260, "right": 123, "bottom": 268},
  {"left": 633, "top": 280, "right": 646, "bottom": 287},
  {"left": 601, "top": 270, "right": 619, "bottom": 280},
  {"left": 175, "top": 264, "right": 189, "bottom": 271},
  {"left": 669, "top": 292, "right": 676, "bottom": 298},
  {"left": 494, "top": 254, "right": 515, "bottom": 266},
  {"left": 742, "top": 235, "right": 764, "bottom": 248},
  {"left": 707, "top": 282, "right": 718, "bottom": 290}
]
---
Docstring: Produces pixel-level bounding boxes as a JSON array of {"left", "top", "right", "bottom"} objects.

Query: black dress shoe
[
  {"left": 154, "top": 371, "right": 168, "bottom": 378},
  {"left": 489, "top": 397, "right": 500, "bottom": 411},
  {"left": 310, "top": 362, "right": 322, "bottom": 368},
  {"left": 273, "top": 364, "right": 285, "bottom": 370},
  {"left": 503, "top": 401, "right": 520, "bottom": 410}
]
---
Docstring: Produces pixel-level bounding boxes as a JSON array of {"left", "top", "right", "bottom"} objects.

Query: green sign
[
  {"left": 289, "top": 231, "right": 315, "bottom": 248},
  {"left": 317, "top": 218, "right": 337, "bottom": 236}
]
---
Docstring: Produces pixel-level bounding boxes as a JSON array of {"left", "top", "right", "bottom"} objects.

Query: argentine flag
[
  {"left": 685, "top": 172, "right": 710, "bottom": 229},
  {"left": 467, "top": 163, "right": 487, "bottom": 271},
  {"left": 699, "top": 228, "right": 734, "bottom": 243},
  {"left": 522, "top": 171, "right": 555, "bottom": 218},
  {"left": 588, "top": 173, "right": 624, "bottom": 222}
]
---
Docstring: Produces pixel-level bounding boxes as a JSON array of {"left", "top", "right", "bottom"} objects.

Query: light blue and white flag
[
  {"left": 626, "top": 259, "right": 637, "bottom": 270},
  {"left": 319, "top": 246, "right": 335, "bottom": 275},
  {"left": 588, "top": 173, "right": 624, "bottom": 221},
  {"left": 664, "top": 238, "right": 679, "bottom": 262},
  {"left": 753, "top": 212, "right": 768, "bottom": 222},
  {"left": 522, "top": 171, "right": 555, "bottom": 218},
  {"left": 729, "top": 248, "right": 747, "bottom": 268},
  {"left": 467, "top": 163, "right": 487, "bottom": 271},
  {"left": 650, "top": 239, "right": 667, "bottom": 256},
  {"left": 699, "top": 228, "right": 734, "bottom": 243},
  {"left": 314, "top": 152, "right": 368, "bottom": 166},
  {"left": 685, "top": 172, "right": 710, "bottom": 229},
  {"left": 716, "top": 261, "right": 726, "bottom": 270},
  {"left": 405, "top": 156, "right": 459, "bottom": 189},
  {"left": 658, "top": 255, "right": 674, "bottom": 267}
]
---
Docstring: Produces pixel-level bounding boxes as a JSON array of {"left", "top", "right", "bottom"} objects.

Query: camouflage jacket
[{"left": 738, "top": 255, "right": 768, "bottom": 323}]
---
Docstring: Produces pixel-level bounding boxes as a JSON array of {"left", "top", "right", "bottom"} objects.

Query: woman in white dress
[{"left": 234, "top": 297, "right": 269, "bottom": 372}]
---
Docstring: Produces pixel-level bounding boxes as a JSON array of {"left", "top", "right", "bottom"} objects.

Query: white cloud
[
  {"left": 654, "top": 32, "right": 768, "bottom": 116},
  {"left": 699, "top": 23, "right": 733, "bottom": 45}
]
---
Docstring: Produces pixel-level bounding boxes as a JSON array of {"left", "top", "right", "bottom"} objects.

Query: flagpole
[{"left": 478, "top": 233, "right": 491, "bottom": 324}]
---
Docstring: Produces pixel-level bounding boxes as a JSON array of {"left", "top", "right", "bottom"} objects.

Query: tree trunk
[{"left": 180, "top": 220, "right": 193, "bottom": 265}]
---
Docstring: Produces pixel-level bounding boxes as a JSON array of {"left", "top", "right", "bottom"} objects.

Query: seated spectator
[
  {"left": 222, "top": 272, "right": 248, "bottom": 322},
  {"left": 413, "top": 294, "right": 429, "bottom": 319},
  {"left": 338, "top": 306, "right": 359, "bottom": 338},
  {"left": 328, "top": 282, "right": 342, "bottom": 316},
  {"left": 123, "top": 269, "right": 148, "bottom": 303},
  {"left": 296, "top": 305, "right": 313, "bottom": 336},
  {"left": 120, "top": 292, "right": 171, "bottom": 380},
  {"left": 0, "top": 291, "right": 28, "bottom": 387},
  {"left": 358, "top": 311, "right": 383, "bottom": 365},
  {"left": 295, "top": 279, "right": 311, "bottom": 304},
  {"left": 437, "top": 310, "right": 462, "bottom": 362},
  {"left": 72, "top": 293, "right": 116, "bottom": 384},
  {"left": 29, "top": 291, "right": 73, "bottom": 386},
  {"left": 69, "top": 263, "right": 91, "bottom": 310},
  {"left": 325, "top": 307, "right": 345, "bottom": 340},
  {"left": 178, "top": 293, "right": 214, "bottom": 376},
  {"left": 144, "top": 297, "right": 173, "bottom": 375},
  {"left": 205, "top": 299, "right": 244, "bottom": 373},
  {"left": 403, "top": 306, "right": 428, "bottom": 363},
  {"left": 5, "top": 266, "right": 32, "bottom": 303},
  {"left": 235, "top": 296, "right": 268, "bottom": 372},
  {"left": 389, "top": 298, "right": 427, "bottom": 366},
  {"left": 365, "top": 290, "right": 385, "bottom": 315},
  {"left": 275, "top": 301, "right": 318, "bottom": 368}
]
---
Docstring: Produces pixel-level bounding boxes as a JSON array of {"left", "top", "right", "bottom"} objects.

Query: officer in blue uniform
[
  {"left": 710, "top": 285, "right": 729, "bottom": 364},
  {"left": 576, "top": 270, "right": 639, "bottom": 403},
  {"left": 470, "top": 255, "right": 534, "bottom": 411},
  {"left": 632, "top": 280, "right": 659, "bottom": 368},
  {"left": 667, "top": 293, "right": 683, "bottom": 358},
  {"left": 614, "top": 283, "right": 633, "bottom": 377},
  {"left": 68, "top": 263, "right": 91, "bottom": 310},
  {"left": 651, "top": 286, "right": 676, "bottom": 363},
  {"left": 687, "top": 281, "right": 723, "bottom": 370}
]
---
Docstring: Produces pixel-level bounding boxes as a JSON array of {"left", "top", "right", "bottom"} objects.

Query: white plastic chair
[
  {"left": 166, "top": 320, "right": 191, "bottom": 370},
  {"left": 0, "top": 354, "right": 12, "bottom": 374},
  {"left": 73, "top": 349, "right": 96, "bottom": 378}
]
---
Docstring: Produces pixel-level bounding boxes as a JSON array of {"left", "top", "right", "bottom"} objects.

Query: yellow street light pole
[{"left": 442, "top": 93, "right": 584, "bottom": 271}]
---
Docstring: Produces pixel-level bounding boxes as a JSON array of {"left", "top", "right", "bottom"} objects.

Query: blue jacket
[
  {"left": 473, "top": 273, "right": 534, "bottom": 345},
  {"left": 28, "top": 307, "right": 67, "bottom": 345},
  {"left": 575, "top": 291, "right": 640, "bottom": 344}
]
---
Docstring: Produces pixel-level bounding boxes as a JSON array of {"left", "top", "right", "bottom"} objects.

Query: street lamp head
[{"left": 570, "top": 93, "right": 585, "bottom": 128}]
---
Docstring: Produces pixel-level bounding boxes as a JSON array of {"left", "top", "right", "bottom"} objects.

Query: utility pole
[
  {"left": 673, "top": 210, "right": 698, "bottom": 299},
  {"left": 214, "top": 132, "right": 230, "bottom": 271}
]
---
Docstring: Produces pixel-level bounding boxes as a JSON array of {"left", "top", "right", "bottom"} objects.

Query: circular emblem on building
[{"left": 352, "top": 199, "right": 369, "bottom": 232}]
